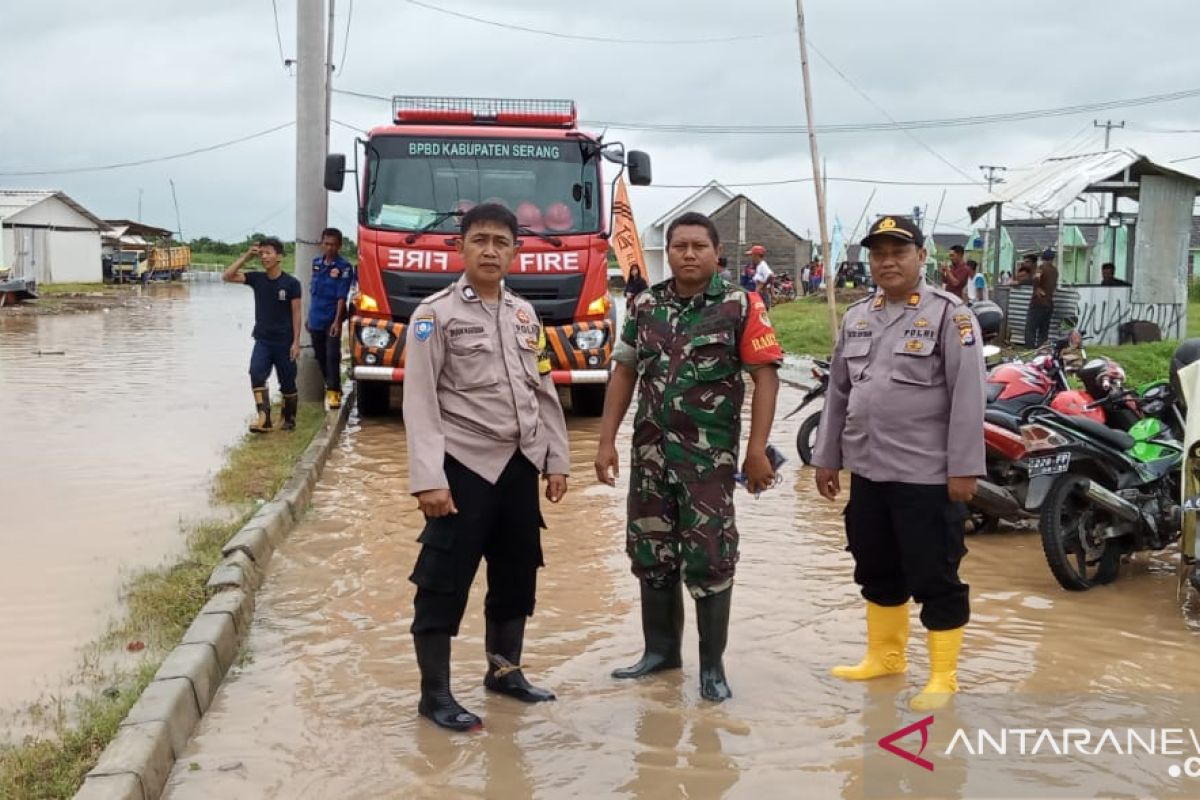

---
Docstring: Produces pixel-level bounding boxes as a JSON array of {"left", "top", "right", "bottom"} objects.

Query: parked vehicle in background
[{"left": 324, "top": 96, "right": 652, "bottom": 417}]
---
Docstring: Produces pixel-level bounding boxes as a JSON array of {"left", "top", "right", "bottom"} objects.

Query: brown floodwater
[
  {"left": 163, "top": 387, "right": 1200, "bottom": 800},
  {"left": 0, "top": 281, "right": 262, "bottom": 722}
]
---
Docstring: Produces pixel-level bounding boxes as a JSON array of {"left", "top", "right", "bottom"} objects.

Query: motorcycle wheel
[
  {"left": 1038, "top": 474, "right": 1121, "bottom": 591},
  {"left": 797, "top": 412, "right": 821, "bottom": 465}
]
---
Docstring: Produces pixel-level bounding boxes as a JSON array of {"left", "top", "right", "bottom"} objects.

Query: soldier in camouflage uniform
[{"left": 595, "top": 211, "right": 782, "bottom": 702}]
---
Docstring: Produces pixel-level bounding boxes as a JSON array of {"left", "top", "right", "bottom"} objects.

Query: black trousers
[
  {"left": 308, "top": 325, "right": 342, "bottom": 391},
  {"left": 1025, "top": 303, "right": 1053, "bottom": 348},
  {"left": 844, "top": 474, "right": 970, "bottom": 630},
  {"left": 410, "top": 454, "right": 544, "bottom": 637}
]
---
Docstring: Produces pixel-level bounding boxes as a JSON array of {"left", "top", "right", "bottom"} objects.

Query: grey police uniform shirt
[
  {"left": 402, "top": 276, "right": 571, "bottom": 495},
  {"left": 812, "top": 280, "right": 986, "bottom": 485}
]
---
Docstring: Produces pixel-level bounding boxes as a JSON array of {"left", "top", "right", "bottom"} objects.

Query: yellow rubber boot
[
  {"left": 249, "top": 387, "right": 273, "bottom": 433},
  {"left": 326, "top": 388, "right": 342, "bottom": 409},
  {"left": 911, "top": 626, "right": 964, "bottom": 711},
  {"left": 831, "top": 602, "right": 908, "bottom": 681}
]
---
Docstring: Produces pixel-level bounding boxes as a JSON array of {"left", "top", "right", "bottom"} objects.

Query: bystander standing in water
[{"left": 223, "top": 237, "right": 302, "bottom": 432}]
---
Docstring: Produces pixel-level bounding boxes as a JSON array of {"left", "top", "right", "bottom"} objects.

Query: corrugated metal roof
[
  {"left": 969, "top": 149, "right": 1200, "bottom": 222},
  {"left": 0, "top": 189, "right": 107, "bottom": 229}
]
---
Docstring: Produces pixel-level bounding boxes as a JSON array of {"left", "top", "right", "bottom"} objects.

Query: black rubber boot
[
  {"left": 612, "top": 580, "right": 684, "bottom": 679},
  {"left": 696, "top": 588, "right": 733, "bottom": 702},
  {"left": 483, "top": 617, "right": 555, "bottom": 703},
  {"left": 414, "top": 633, "right": 482, "bottom": 732},
  {"left": 249, "top": 387, "right": 272, "bottom": 433},
  {"left": 280, "top": 392, "right": 298, "bottom": 431}
]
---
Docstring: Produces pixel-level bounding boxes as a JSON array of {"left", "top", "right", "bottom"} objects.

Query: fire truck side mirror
[
  {"left": 325, "top": 153, "right": 347, "bottom": 192},
  {"left": 627, "top": 151, "right": 652, "bottom": 186}
]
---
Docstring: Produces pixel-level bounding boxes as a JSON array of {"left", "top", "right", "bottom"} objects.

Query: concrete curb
[{"left": 74, "top": 390, "right": 355, "bottom": 800}]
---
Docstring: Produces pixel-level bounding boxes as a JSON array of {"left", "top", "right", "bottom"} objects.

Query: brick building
[{"left": 708, "top": 194, "right": 812, "bottom": 279}]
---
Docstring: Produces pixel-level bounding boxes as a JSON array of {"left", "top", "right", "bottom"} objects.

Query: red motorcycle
[{"left": 970, "top": 332, "right": 1125, "bottom": 532}]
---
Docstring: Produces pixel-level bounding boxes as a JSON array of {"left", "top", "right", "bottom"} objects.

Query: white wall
[
  {"left": 641, "top": 186, "right": 735, "bottom": 284},
  {"left": 46, "top": 230, "right": 102, "bottom": 283}
]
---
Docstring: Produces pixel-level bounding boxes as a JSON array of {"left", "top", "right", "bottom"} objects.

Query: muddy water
[
  {"left": 164, "top": 387, "right": 1200, "bottom": 799},
  {"left": 0, "top": 282, "right": 259, "bottom": 716}
]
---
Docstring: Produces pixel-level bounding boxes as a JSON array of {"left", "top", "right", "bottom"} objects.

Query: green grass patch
[
  {"left": 214, "top": 403, "right": 324, "bottom": 505},
  {"left": 0, "top": 402, "right": 326, "bottom": 798},
  {"left": 190, "top": 251, "right": 297, "bottom": 274},
  {"left": 769, "top": 296, "right": 849, "bottom": 357},
  {"left": 37, "top": 283, "right": 125, "bottom": 295}
]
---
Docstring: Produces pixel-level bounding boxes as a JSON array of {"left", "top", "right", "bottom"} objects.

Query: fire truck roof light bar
[{"left": 391, "top": 96, "right": 577, "bottom": 128}]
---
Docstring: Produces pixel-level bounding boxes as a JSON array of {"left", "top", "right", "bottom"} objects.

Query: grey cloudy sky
[{"left": 2, "top": 0, "right": 1199, "bottom": 243}]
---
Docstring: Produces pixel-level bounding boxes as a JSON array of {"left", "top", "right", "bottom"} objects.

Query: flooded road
[
  {"left": 164, "top": 386, "right": 1200, "bottom": 799},
  {"left": 0, "top": 281, "right": 257, "bottom": 718}
]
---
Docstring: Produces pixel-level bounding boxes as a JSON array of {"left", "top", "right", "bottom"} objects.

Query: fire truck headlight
[
  {"left": 573, "top": 329, "right": 607, "bottom": 351},
  {"left": 360, "top": 327, "right": 393, "bottom": 349}
]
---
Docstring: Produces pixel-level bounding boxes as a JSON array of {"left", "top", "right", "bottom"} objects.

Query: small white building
[
  {"left": 0, "top": 190, "right": 106, "bottom": 284},
  {"left": 640, "top": 180, "right": 734, "bottom": 284}
]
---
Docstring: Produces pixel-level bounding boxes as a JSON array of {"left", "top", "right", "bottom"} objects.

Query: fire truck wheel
[
  {"left": 571, "top": 385, "right": 606, "bottom": 417},
  {"left": 357, "top": 381, "right": 392, "bottom": 417}
]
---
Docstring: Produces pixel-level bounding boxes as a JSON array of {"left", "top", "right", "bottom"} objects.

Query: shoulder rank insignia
[
  {"left": 906, "top": 292, "right": 921, "bottom": 308},
  {"left": 872, "top": 295, "right": 884, "bottom": 310}
]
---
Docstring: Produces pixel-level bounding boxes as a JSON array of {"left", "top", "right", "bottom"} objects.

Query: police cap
[{"left": 861, "top": 216, "right": 925, "bottom": 249}]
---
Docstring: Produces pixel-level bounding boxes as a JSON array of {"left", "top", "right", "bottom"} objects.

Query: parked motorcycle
[
  {"left": 1018, "top": 386, "right": 1185, "bottom": 590},
  {"left": 969, "top": 332, "right": 1090, "bottom": 531},
  {"left": 784, "top": 359, "right": 830, "bottom": 465}
]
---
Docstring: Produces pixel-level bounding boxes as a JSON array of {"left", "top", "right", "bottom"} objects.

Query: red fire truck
[{"left": 325, "top": 96, "right": 651, "bottom": 416}]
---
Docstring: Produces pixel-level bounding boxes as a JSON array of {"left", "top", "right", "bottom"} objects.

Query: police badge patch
[
  {"left": 330, "top": 267, "right": 340, "bottom": 279},
  {"left": 413, "top": 317, "right": 435, "bottom": 342}
]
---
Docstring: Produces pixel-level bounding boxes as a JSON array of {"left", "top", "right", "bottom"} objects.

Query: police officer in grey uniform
[
  {"left": 812, "top": 215, "right": 985, "bottom": 711},
  {"left": 403, "top": 203, "right": 570, "bottom": 732}
]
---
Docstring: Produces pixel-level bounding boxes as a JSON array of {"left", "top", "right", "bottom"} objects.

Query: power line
[
  {"left": 270, "top": 0, "right": 290, "bottom": 70},
  {"left": 401, "top": 0, "right": 781, "bottom": 44},
  {"left": 0, "top": 122, "right": 295, "bottom": 177},
  {"left": 334, "top": 86, "right": 1200, "bottom": 135},
  {"left": 804, "top": 39, "right": 976, "bottom": 183},
  {"left": 335, "top": 0, "right": 354, "bottom": 73},
  {"left": 648, "top": 175, "right": 982, "bottom": 189}
]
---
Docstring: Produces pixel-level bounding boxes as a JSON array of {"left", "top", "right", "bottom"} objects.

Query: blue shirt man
[{"left": 308, "top": 228, "right": 355, "bottom": 407}]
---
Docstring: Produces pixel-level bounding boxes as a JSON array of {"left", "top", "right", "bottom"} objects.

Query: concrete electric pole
[
  {"left": 295, "top": 0, "right": 328, "bottom": 402},
  {"left": 979, "top": 165, "right": 1006, "bottom": 280},
  {"left": 794, "top": 0, "right": 837, "bottom": 341},
  {"left": 1094, "top": 119, "right": 1125, "bottom": 150}
]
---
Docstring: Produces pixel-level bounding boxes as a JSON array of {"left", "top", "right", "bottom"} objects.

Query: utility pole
[
  {"left": 169, "top": 179, "right": 183, "bottom": 241},
  {"left": 325, "top": 0, "right": 336, "bottom": 157},
  {"left": 1094, "top": 119, "right": 1125, "bottom": 150},
  {"left": 1094, "top": 120, "right": 1125, "bottom": 281},
  {"left": 137, "top": 187, "right": 143, "bottom": 222},
  {"left": 794, "top": 0, "right": 837, "bottom": 340},
  {"left": 295, "top": 0, "right": 327, "bottom": 402},
  {"left": 980, "top": 165, "right": 1006, "bottom": 280}
]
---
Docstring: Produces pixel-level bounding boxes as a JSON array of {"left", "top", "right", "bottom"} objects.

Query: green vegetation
[
  {"left": 189, "top": 234, "right": 358, "bottom": 275},
  {"left": 37, "top": 283, "right": 125, "bottom": 295},
  {"left": 0, "top": 403, "right": 325, "bottom": 798},
  {"left": 768, "top": 295, "right": 851, "bottom": 357}
]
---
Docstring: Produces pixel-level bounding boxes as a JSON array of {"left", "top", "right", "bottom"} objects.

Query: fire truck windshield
[{"left": 366, "top": 135, "right": 601, "bottom": 235}]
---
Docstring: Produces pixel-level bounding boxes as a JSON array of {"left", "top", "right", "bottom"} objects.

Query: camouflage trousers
[{"left": 626, "top": 465, "right": 739, "bottom": 598}]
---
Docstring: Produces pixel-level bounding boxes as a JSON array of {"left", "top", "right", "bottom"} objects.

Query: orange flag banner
[{"left": 611, "top": 176, "right": 646, "bottom": 281}]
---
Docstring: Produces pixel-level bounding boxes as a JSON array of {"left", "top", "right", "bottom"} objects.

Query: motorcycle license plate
[{"left": 1027, "top": 453, "right": 1072, "bottom": 477}]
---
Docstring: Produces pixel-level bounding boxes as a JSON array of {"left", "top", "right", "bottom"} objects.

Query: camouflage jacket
[{"left": 612, "top": 273, "right": 783, "bottom": 482}]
